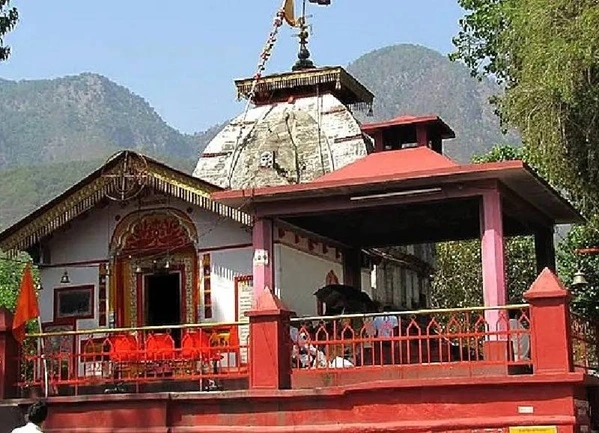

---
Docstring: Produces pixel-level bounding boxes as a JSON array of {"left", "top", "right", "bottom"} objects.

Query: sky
[{"left": 0, "top": 1, "right": 465, "bottom": 134}]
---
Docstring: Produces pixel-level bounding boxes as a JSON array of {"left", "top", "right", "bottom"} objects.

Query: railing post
[
  {"left": 0, "top": 307, "right": 19, "bottom": 398},
  {"left": 246, "top": 288, "right": 294, "bottom": 390},
  {"left": 524, "top": 267, "right": 573, "bottom": 374}
]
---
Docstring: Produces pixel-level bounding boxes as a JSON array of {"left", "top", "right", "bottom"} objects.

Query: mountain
[
  {"left": 0, "top": 73, "right": 205, "bottom": 168},
  {"left": 0, "top": 44, "right": 517, "bottom": 229},
  {"left": 347, "top": 44, "right": 520, "bottom": 162}
]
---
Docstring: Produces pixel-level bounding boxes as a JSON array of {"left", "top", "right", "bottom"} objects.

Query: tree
[
  {"left": 0, "top": 0, "right": 18, "bottom": 61},
  {"left": 431, "top": 145, "right": 537, "bottom": 308},
  {"left": 557, "top": 218, "right": 599, "bottom": 320},
  {"left": 451, "top": 1, "right": 599, "bottom": 318},
  {"left": 0, "top": 253, "right": 37, "bottom": 312},
  {"left": 451, "top": 0, "right": 599, "bottom": 217}
]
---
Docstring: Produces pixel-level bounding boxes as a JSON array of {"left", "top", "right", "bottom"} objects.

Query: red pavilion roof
[
  {"left": 212, "top": 146, "right": 582, "bottom": 225},
  {"left": 313, "top": 147, "right": 457, "bottom": 184}
]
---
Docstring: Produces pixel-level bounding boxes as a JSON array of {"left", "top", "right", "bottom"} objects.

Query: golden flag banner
[{"left": 283, "top": 0, "right": 297, "bottom": 27}]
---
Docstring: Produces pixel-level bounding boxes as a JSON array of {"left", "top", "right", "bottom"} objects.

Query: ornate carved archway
[
  {"left": 109, "top": 209, "right": 199, "bottom": 327},
  {"left": 110, "top": 209, "right": 198, "bottom": 255}
]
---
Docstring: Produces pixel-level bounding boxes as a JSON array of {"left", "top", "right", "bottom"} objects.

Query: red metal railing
[
  {"left": 290, "top": 305, "right": 532, "bottom": 372},
  {"left": 571, "top": 312, "right": 599, "bottom": 373},
  {"left": 18, "top": 322, "right": 250, "bottom": 396}
]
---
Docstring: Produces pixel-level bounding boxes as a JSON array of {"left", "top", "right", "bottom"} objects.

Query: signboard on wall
[
  {"left": 508, "top": 427, "right": 557, "bottom": 433},
  {"left": 235, "top": 276, "right": 253, "bottom": 364}
]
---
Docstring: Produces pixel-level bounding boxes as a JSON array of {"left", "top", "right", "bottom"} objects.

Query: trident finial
[{"left": 292, "top": 15, "right": 315, "bottom": 71}]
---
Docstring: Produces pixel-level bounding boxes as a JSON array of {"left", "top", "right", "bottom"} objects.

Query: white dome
[{"left": 193, "top": 93, "right": 372, "bottom": 190}]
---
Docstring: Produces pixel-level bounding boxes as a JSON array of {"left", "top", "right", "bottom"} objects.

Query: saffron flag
[
  {"left": 283, "top": 0, "right": 297, "bottom": 27},
  {"left": 12, "top": 263, "right": 40, "bottom": 343}
]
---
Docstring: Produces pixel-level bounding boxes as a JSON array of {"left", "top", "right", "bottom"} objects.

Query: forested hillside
[{"left": 347, "top": 44, "right": 520, "bottom": 162}]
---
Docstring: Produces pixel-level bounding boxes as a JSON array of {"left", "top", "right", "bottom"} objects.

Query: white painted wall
[
  {"left": 209, "top": 248, "right": 253, "bottom": 323},
  {"left": 40, "top": 193, "right": 252, "bottom": 332},
  {"left": 39, "top": 265, "right": 99, "bottom": 329},
  {"left": 276, "top": 244, "right": 344, "bottom": 317}
]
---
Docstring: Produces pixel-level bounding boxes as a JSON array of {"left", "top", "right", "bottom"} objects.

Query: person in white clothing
[
  {"left": 11, "top": 400, "right": 47, "bottom": 433},
  {"left": 373, "top": 309, "right": 399, "bottom": 338}
]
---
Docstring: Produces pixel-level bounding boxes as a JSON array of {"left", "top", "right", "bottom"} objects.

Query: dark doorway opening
[{"left": 145, "top": 273, "right": 181, "bottom": 345}]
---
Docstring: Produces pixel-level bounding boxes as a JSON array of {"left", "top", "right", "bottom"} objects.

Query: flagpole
[{"left": 37, "top": 316, "right": 49, "bottom": 398}]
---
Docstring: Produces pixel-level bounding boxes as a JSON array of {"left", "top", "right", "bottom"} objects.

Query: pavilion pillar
[
  {"left": 534, "top": 226, "right": 556, "bottom": 273},
  {"left": 372, "top": 130, "right": 384, "bottom": 152},
  {"left": 252, "top": 217, "right": 275, "bottom": 300},
  {"left": 343, "top": 247, "right": 362, "bottom": 290},
  {"left": 416, "top": 125, "right": 428, "bottom": 148},
  {"left": 480, "top": 189, "right": 507, "bottom": 309},
  {"left": 0, "top": 308, "right": 18, "bottom": 399},
  {"left": 524, "top": 268, "right": 573, "bottom": 374},
  {"left": 480, "top": 189, "right": 508, "bottom": 363},
  {"left": 246, "top": 289, "right": 293, "bottom": 389}
]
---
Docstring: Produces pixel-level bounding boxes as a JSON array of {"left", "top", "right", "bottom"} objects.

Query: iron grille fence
[
  {"left": 18, "top": 321, "right": 249, "bottom": 396},
  {"left": 289, "top": 305, "right": 532, "bottom": 372}
]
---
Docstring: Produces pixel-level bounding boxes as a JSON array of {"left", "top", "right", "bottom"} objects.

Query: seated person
[{"left": 373, "top": 305, "right": 399, "bottom": 338}]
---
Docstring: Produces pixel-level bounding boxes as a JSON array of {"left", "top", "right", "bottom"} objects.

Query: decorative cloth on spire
[{"left": 283, "top": 0, "right": 298, "bottom": 27}]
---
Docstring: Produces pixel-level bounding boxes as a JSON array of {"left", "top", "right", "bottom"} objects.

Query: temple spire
[{"left": 292, "top": 16, "right": 315, "bottom": 71}]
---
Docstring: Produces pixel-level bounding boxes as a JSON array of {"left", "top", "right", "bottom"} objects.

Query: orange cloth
[{"left": 12, "top": 264, "right": 40, "bottom": 343}]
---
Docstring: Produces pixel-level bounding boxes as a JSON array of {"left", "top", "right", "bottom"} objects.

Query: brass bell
[
  {"left": 60, "top": 270, "right": 70, "bottom": 284},
  {"left": 572, "top": 270, "right": 588, "bottom": 288}
]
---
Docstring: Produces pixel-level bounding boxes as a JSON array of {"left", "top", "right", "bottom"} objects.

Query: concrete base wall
[{"left": 5, "top": 373, "right": 594, "bottom": 433}]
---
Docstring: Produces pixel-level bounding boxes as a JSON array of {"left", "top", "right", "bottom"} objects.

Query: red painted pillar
[
  {"left": 372, "top": 130, "right": 384, "bottom": 152},
  {"left": 246, "top": 289, "right": 294, "bottom": 389},
  {"left": 524, "top": 268, "right": 573, "bottom": 374},
  {"left": 480, "top": 189, "right": 507, "bottom": 325},
  {"left": 252, "top": 217, "right": 274, "bottom": 300},
  {"left": 0, "top": 308, "right": 19, "bottom": 398},
  {"left": 480, "top": 188, "right": 508, "bottom": 362}
]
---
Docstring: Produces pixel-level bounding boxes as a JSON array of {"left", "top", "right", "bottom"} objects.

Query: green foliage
[
  {"left": 0, "top": 252, "right": 36, "bottom": 312},
  {"left": 346, "top": 44, "right": 521, "bottom": 163},
  {"left": 451, "top": 0, "right": 599, "bottom": 217},
  {"left": 0, "top": 0, "right": 17, "bottom": 61},
  {"left": 431, "top": 239, "right": 482, "bottom": 308},
  {"left": 557, "top": 217, "right": 599, "bottom": 320},
  {"left": 471, "top": 144, "right": 523, "bottom": 163},
  {"left": 432, "top": 237, "right": 536, "bottom": 308},
  {"left": 431, "top": 144, "right": 537, "bottom": 308}
]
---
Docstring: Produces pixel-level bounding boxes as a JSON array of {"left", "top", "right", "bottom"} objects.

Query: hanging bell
[
  {"left": 164, "top": 260, "right": 171, "bottom": 270},
  {"left": 60, "top": 270, "right": 70, "bottom": 284},
  {"left": 572, "top": 270, "right": 588, "bottom": 288},
  {"left": 135, "top": 265, "right": 143, "bottom": 274}
]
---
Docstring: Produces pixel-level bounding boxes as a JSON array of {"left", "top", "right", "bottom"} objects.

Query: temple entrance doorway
[{"left": 145, "top": 272, "right": 182, "bottom": 344}]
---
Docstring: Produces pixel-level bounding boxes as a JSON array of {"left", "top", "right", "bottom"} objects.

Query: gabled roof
[
  {"left": 313, "top": 147, "right": 458, "bottom": 183},
  {"left": 0, "top": 151, "right": 251, "bottom": 255}
]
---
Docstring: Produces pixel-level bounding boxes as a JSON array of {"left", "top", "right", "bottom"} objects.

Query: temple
[{"left": 0, "top": 4, "right": 598, "bottom": 433}]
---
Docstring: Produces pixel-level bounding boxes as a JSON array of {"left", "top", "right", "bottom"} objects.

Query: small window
[{"left": 54, "top": 285, "right": 94, "bottom": 322}]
